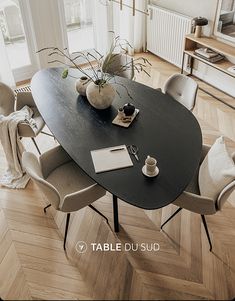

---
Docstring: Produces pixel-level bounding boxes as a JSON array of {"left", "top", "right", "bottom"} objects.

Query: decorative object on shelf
[
  {"left": 192, "top": 17, "right": 208, "bottom": 38},
  {"left": 194, "top": 47, "right": 225, "bottom": 63},
  {"left": 75, "top": 76, "right": 90, "bottom": 96},
  {"left": 142, "top": 155, "right": 159, "bottom": 177},
  {"left": 37, "top": 34, "right": 151, "bottom": 110},
  {"left": 182, "top": 35, "right": 235, "bottom": 109},
  {"left": 86, "top": 81, "right": 116, "bottom": 109},
  {"left": 123, "top": 102, "right": 135, "bottom": 116},
  {"left": 99, "top": 0, "right": 149, "bottom": 16}
]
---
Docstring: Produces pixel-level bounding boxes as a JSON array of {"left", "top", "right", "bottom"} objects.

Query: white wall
[
  {"left": 150, "top": 0, "right": 217, "bottom": 22},
  {"left": 150, "top": 0, "right": 235, "bottom": 97}
]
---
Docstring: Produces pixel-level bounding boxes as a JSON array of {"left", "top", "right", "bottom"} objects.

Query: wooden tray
[{"left": 112, "top": 109, "right": 139, "bottom": 128}]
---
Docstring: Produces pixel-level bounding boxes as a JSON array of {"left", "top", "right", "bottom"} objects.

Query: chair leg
[
  {"left": 31, "top": 137, "right": 41, "bottom": 155},
  {"left": 113, "top": 195, "right": 119, "bottom": 233},
  {"left": 64, "top": 213, "right": 71, "bottom": 250},
  {"left": 160, "top": 207, "right": 182, "bottom": 229},
  {"left": 41, "top": 131, "right": 54, "bottom": 138},
  {"left": 89, "top": 204, "right": 109, "bottom": 224},
  {"left": 201, "top": 215, "right": 212, "bottom": 252},
  {"left": 43, "top": 204, "right": 51, "bottom": 213}
]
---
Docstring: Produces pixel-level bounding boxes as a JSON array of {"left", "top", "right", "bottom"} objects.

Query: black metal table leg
[
  {"left": 31, "top": 137, "right": 41, "bottom": 155},
  {"left": 113, "top": 195, "right": 119, "bottom": 233},
  {"left": 190, "top": 56, "right": 194, "bottom": 75},
  {"left": 181, "top": 52, "right": 186, "bottom": 74}
]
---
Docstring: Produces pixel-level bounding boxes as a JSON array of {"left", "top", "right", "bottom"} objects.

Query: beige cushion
[{"left": 199, "top": 136, "right": 235, "bottom": 200}]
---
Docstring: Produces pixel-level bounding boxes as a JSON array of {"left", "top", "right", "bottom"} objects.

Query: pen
[{"left": 110, "top": 147, "right": 125, "bottom": 152}]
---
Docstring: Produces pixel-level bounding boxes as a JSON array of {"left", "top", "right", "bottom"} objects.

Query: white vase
[
  {"left": 75, "top": 77, "right": 90, "bottom": 96},
  {"left": 86, "top": 81, "right": 116, "bottom": 109}
]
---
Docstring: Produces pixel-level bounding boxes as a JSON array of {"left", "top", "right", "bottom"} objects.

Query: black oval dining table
[{"left": 31, "top": 67, "right": 202, "bottom": 232}]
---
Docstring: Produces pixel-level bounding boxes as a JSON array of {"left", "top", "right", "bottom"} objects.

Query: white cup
[{"left": 145, "top": 156, "right": 157, "bottom": 175}]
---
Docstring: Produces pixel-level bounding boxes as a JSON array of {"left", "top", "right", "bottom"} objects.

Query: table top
[{"left": 31, "top": 68, "right": 202, "bottom": 210}]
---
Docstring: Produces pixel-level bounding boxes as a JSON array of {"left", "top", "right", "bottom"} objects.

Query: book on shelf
[
  {"left": 194, "top": 52, "right": 225, "bottom": 63},
  {"left": 195, "top": 47, "right": 220, "bottom": 59}
]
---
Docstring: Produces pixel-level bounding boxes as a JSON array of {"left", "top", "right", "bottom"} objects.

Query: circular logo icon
[{"left": 75, "top": 241, "right": 88, "bottom": 254}]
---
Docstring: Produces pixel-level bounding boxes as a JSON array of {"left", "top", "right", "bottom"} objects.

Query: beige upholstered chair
[
  {"left": 22, "top": 145, "right": 107, "bottom": 250},
  {"left": 162, "top": 74, "right": 198, "bottom": 111},
  {"left": 161, "top": 145, "right": 235, "bottom": 251},
  {"left": 15, "top": 92, "right": 47, "bottom": 154},
  {"left": 0, "top": 82, "right": 15, "bottom": 116},
  {"left": 102, "top": 53, "right": 134, "bottom": 80},
  {"left": 0, "top": 82, "right": 51, "bottom": 154}
]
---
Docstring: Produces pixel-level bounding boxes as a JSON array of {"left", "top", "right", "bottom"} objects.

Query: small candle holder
[{"left": 118, "top": 107, "right": 125, "bottom": 120}]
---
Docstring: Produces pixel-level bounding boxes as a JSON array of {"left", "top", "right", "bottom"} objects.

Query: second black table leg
[{"left": 113, "top": 195, "right": 119, "bottom": 233}]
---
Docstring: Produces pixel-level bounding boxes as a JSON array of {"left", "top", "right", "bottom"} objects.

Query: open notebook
[{"left": 91, "top": 145, "right": 133, "bottom": 173}]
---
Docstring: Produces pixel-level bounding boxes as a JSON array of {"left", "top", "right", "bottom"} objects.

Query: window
[
  {"left": 63, "top": 0, "right": 95, "bottom": 52},
  {"left": 0, "top": 0, "right": 31, "bottom": 69}
]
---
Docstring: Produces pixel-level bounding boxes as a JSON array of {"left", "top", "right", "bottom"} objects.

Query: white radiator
[{"left": 147, "top": 5, "right": 193, "bottom": 68}]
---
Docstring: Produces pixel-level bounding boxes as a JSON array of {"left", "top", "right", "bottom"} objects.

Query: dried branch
[{"left": 37, "top": 33, "right": 151, "bottom": 98}]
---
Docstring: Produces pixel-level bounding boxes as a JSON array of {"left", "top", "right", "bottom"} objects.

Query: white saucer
[{"left": 142, "top": 166, "right": 159, "bottom": 178}]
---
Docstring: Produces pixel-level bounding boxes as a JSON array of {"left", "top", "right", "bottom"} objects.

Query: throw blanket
[{"left": 0, "top": 106, "right": 36, "bottom": 189}]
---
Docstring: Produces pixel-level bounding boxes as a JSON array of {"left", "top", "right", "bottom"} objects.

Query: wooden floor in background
[{"left": 0, "top": 54, "right": 235, "bottom": 300}]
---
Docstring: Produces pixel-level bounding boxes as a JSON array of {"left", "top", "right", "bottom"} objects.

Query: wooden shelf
[
  {"left": 182, "top": 35, "right": 235, "bottom": 109},
  {"left": 184, "top": 50, "right": 235, "bottom": 78},
  {"left": 185, "top": 34, "right": 235, "bottom": 58}
]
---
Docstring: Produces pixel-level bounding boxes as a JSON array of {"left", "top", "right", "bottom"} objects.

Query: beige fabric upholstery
[
  {"left": 18, "top": 108, "right": 45, "bottom": 137},
  {"left": 22, "top": 151, "right": 60, "bottom": 209},
  {"left": 102, "top": 54, "right": 134, "bottom": 80},
  {"left": 173, "top": 191, "right": 217, "bottom": 215},
  {"left": 187, "top": 144, "right": 210, "bottom": 194},
  {"left": 0, "top": 84, "right": 45, "bottom": 138},
  {"left": 173, "top": 144, "right": 235, "bottom": 215},
  {"left": 16, "top": 92, "right": 45, "bottom": 137},
  {"left": 217, "top": 179, "right": 235, "bottom": 210},
  {"left": 199, "top": 136, "right": 235, "bottom": 201},
  {"left": 0, "top": 82, "right": 15, "bottom": 116},
  {"left": 40, "top": 146, "right": 71, "bottom": 179},
  {"left": 15, "top": 92, "right": 36, "bottom": 110},
  {"left": 22, "top": 145, "right": 106, "bottom": 213},
  {"left": 163, "top": 74, "right": 198, "bottom": 111}
]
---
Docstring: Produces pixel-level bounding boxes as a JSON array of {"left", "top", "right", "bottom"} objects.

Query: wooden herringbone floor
[{"left": 0, "top": 54, "right": 235, "bottom": 300}]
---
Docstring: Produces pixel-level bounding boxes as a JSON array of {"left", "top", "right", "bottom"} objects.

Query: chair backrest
[
  {"left": 163, "top": 74, "right": 198, "bottom": 111},
  {"left": 0, "top": 82, "right": 15, "bottom": 116},
  {"left": 22, "top": 151, "right": 61, "bottom": 210},
  {"left": 216, "top": 152, "right": 235, "bottom": 210},
  {"left": 102, "top": 53, "right": 134, "bottom": 80}
]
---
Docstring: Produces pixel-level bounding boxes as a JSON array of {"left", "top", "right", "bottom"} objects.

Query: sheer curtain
[
  {"left": 113, "top": 0, "right": 147, "bottom": 55},
  {"left": 92, "top": 0, "right": 113, "bottom": 55},
  {"left": 92, "top": 0, "right": 147, "bottom": 55},
  {"left": 0, "top": 30, "right": 15, "bottom": 87}
]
